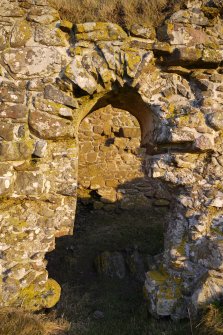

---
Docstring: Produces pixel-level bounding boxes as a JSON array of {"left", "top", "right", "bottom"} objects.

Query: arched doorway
[{"left": 46, "top": 90, "right": 173, "bottom": 332}]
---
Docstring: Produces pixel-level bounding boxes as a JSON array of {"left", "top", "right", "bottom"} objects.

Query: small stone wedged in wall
[{"left": 0, "top": 0, "right": 223, "bottom": 320}]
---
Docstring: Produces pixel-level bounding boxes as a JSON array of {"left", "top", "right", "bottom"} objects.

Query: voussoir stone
[{"left": 44, "top": 85, "right": 78, "bottom": 108}]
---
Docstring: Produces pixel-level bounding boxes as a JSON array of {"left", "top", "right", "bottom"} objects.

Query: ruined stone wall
[
  {"left": 0, "top": 0, "right": 77, "bottom": 310},
  {"left": 1, "top": 0, "right": 223, "bottom": 320}
]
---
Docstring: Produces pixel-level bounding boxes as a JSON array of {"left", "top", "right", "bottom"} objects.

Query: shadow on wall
[{"left": 45, "top": 176, "right": 171, "bottom": 312}]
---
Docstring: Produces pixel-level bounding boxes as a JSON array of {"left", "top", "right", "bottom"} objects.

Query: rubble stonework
[{"left": 0, "top": 0, "right": 223, "bottom": 319}]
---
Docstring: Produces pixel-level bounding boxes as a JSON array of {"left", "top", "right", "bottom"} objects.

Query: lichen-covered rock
[
  {"left": 130, "top": 24, "right": 156, "bottom": 40},
  {"left": 34, "top": 24, "right": 67, "bottom": 46},
  {"left": 2, "top": 47, "right": 62, "bottom": 78},
  {"left": 10, "top": 20, "right": 32, "bottom": 47},
  {"left": 27, "top": 6, "right": 59, "bottom": 24},
  {"left": 74, "top": 22, "right": 128, "bottom": 41},
  {"left": 44, "top": 85, "right": 78, "bottom": 108},
  {"left": 29, "top": 110, "right": 74, "bottom": 139}
]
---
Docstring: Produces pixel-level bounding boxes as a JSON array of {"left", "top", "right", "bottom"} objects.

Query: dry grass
[
  {"left": 197, "top": 304, "right": 223, "bottom": 335},
  {"left": 49, "top": 0, "right": 177, "bottom": 29},
  {"left": 0, "top": 308, "right": 69, "bottom": 335}
]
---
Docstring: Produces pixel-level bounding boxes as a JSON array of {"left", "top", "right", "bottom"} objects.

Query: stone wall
[{"left": 1, "top": 0, "right": 223, "bottom": 320}]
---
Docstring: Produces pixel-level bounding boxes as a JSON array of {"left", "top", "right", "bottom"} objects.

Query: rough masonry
[{"left": 0, "top": 0, "right": 223, "bottom": 319}]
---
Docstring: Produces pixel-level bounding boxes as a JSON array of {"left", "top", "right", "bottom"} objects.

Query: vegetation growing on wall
[{"left": 49, "top": 0, "right": 181, "bottom": 28}]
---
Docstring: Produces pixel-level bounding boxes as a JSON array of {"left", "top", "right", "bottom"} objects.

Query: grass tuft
[
  {"left": 0, "top": 308, "right": 69, "bottom": 335},
  {"left": 197, "top": 303, "right": 223, "bottom": 335}
]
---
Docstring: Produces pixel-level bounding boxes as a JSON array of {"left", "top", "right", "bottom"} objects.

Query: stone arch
[
  {"left": 0, "top": 0, "right": 223, "bottom": 321},
  {"left": 78, "top": 87, "right": 154, "bottom": 146}
]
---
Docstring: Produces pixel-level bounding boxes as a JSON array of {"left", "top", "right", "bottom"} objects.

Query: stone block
[
  {"left": 10, "top": 20, "right": 32, "bottom": 47},
  {"left": 202, "top": 48, "right": 223, "bottom": 63},
  {"left": 0, "top": 82, "right": 25, "bottom": 103},
  {"left": 74, "top": 22, "right": 127, "bottom": 41},
  {"left": 0, "top": 104, "right": 27, "bottom": 119},
  {"left": 0, "top": 140, "right": 35, "bottom": 161},
  {"left": 130, "top": 23, "right": 156, "bottom": 39},
  {"left": 27, "top": 6, "right": 59, "bottom": 24},
  {"left": 90, "top": 176, "right": 105, "bottom": 189},
  {"left": 120, "top": 127, "right": 141, "bottom": 138},
  {"left": 0, "top": 1, "right": 25, "bottom": 17},
  {"left": 0, "top": 163, "right": 14, "bottom": 195},
  {"left": 29, "top": 110, "right": 74, "bottom": 139},
  {"left": 14, "top": 171, "right": 45, "bottom": 196},
  {"left": 35, "top": 25, "right": 66, "bottom": 46},
  {"left": 97, "top": 187, "right": 117, "bottom": 203},
  {"left": 207, "top": 112, "right": 223, "bottom": 130},
  {"left": 86, "top": 152, "right": 97, "bottom": 163},
  {"left": 33, "top": 140, "right": 48, "bottom": 158}
]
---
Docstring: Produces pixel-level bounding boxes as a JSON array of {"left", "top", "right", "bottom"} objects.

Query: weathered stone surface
[
  {"left": 10, "top": 20, "right": 32, "bottom": 47},
  {"left": 44, "top": 85, "right": 78, "bottom": 108},
  {"left": 0, "top": 140, "right": 35, "bottom": 161},
  {"left": 33, "top": 139, "right": 47, "bottom": 158},
  {"left": 29, "top": 110, "right": 74, "bottom": 139},
  {"left": 27, "top": 6, "right": 59, "bottom": 24},
  {"left": 0, "top": 82, "right": 25, "bottom": 103},
  {"left": 74, "top": 22, "right": 128, "bottom": 41},
  {"left": 65, "top": 57, "right": 99, "bottom": 95},
  {"left": 207, "top": 112, "right": 223, "bottom": 130},
  {"left": 0, "top": 1, "right": 25, "bottom": 17},
  {"left": 130, "top": 24, "right": 156, "bottom": 40},
  {"left": 0, "top": 163, "right": 14, "bottom": 195},
  {"left": 0, "top": 104, "right": 27, "bottom": 119},
  {"left": 34, "top": 24, "right": 66, "bottom": 46},
  {"left": 0, "top": 27, "right": 10, "bottom": 51},
  {"left": 2, "top": 47, "right": 61, "bottom": 78},
  {"left": 14, "top": 171, "right": 45, "bottom": 196},
  {"left": 0, "top": 123, "right": 24, "bottom": 141}
]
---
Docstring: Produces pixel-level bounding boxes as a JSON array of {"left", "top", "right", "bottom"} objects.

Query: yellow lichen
[{"left": 19, "top": 279, "right": 61, "bottom": 311}]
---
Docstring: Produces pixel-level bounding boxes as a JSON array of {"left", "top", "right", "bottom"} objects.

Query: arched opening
[
  {"left": 78, "top": 104, "right": 150, "bottom": 212},
  {"left": 46, "top": 89, "right": 175, "bottom": 332}
]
